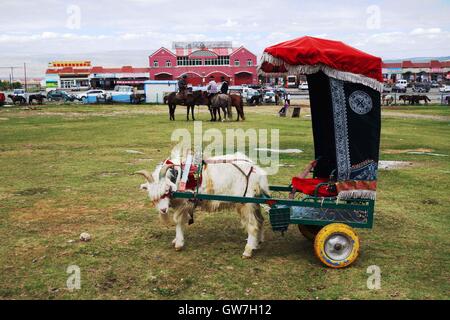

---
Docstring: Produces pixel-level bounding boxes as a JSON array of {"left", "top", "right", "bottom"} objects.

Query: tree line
[{"left": 0, "top": 80, "right": 23, "bottom": 91}]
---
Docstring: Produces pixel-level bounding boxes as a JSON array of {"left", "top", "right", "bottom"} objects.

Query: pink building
[{"left": 148, "top": 41, "right": 258, "bottom": 86}]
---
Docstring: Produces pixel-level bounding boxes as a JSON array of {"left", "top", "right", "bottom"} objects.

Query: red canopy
[{"left": 259, "top": 36, "right": 383, "bottom": 91}]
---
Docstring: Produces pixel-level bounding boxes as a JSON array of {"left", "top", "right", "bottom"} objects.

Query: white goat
[{"left": 136, "top": 153, "right": 270, "bottom": 258}]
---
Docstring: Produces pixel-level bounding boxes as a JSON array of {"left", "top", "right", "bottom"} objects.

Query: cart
[{"left": 173, "top": 36, "right": 383, "bottom": 268}]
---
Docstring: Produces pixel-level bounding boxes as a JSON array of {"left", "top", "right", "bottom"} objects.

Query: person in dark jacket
[{"left": 220, "top": 77, "right": 229, "bottom": 94}]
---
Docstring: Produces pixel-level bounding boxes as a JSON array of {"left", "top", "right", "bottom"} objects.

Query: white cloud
[
  {"left": 0, "top": 0, "right": 449, "bottom": 77},
  {"left": 410, "top": 27, "right": 442, "bottom": 35}
]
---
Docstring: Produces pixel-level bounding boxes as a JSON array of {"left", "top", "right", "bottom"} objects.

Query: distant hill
[{"left": 384, "top": 56, "right": 450, "bottom": 63}]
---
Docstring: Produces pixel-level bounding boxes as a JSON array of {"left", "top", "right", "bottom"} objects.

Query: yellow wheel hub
[{"left": 313, "top": 223, "right": 360, "bottom": 268}]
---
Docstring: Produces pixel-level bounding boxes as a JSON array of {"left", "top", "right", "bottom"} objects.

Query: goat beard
[{"left": 158, "top": 212, "right": 171, "bottom": 225}]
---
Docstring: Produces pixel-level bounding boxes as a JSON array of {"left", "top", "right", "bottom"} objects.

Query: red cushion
[{"left": 292, "top": 177, "right": 337, "bottom": 197}]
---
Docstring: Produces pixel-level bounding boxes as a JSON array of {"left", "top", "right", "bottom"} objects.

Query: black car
[
  {"left": 47, "top": 90, "right": 77, "bottom": 102},
  {"left": 412, "top": 83, "right": 431, "bottom": 93}
]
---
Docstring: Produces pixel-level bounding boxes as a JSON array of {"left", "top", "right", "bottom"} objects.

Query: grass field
[{"left": 0, "top": 104, "right": 449, "bottom": 300}]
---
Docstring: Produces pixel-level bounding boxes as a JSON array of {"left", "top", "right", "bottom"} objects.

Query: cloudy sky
[{"left": 1, "top": 0, "right": 449, "bottom": 77}]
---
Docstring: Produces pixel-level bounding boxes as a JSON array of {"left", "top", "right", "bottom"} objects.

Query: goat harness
[{"left": 162, "top": 158, "right": 256, "bottom": 225}]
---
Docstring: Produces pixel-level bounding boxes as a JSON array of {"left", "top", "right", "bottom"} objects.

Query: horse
[
  {"left": 210, "top": 94, "right": 232, "bottom": 122},
  {"left": 165, "top": 90, "right": 208, "bottom": 121},
  {"left": 28, "top": 94, "right": 46, "bottom": 105},
  {"left": 399, "top": 95, "right": 431, "bottom": 105},
  {"left": 398, "top": 95, "right": 411, "bottom": 105},
  {"left": 415, "top": 95, "right": 431, "bottom": 105},
  {"left": 7, "top": 95, "right": 26, "bottom": 105},
  {"left": 382, "top": 94, "right": 394, "bottom": 106},
  {"left": 230, "top": 94, "right": 245, "bottom": 121}
]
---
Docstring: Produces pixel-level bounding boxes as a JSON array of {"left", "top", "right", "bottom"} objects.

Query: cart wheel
[
  {"left": 297, "top": 225, "right": 322, "bottom": 240},
  {"left": 314, "top": 223, "right": 360, "bottom": 268}
]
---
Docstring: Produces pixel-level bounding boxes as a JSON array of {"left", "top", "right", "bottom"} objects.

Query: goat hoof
[
  {"left": 175, "top": 245, "right": 184, "bottom": 251},
  {"left": 242, "top": 253, "right": 252, "bottom": 259}
]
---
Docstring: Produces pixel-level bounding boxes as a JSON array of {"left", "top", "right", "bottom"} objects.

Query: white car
[
  {"left": 264, "top": 91, "right": 276, "bottom": 103},
  {"left": 77, "top": 89, "right": 106, "bottom": 100},
  {"left": 439, "top": 85, "right": 450, "bottom": 93},
  {"left": 298, "top": 82, "right": 309, "bottom": 90}
]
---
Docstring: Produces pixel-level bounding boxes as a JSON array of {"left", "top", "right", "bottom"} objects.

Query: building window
[
  {"left": 166, "top": 60, "right": 171, "bottom": 67},
  {"left": 176, "top": 57, "right": 202, "bottom": 66},
  {"left": 247, "top": 59, "right": 253, "bottom": 66},
  {"left": 234, "top": 59, "right": 240, "bottom": 66},
  {"left": 153, "top": 60, "right": 159, "bottom": 67}
]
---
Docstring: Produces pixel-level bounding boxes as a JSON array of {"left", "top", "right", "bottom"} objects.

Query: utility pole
[
  {"left": 0, "top": 66, "right": 22, "bottom": 89},
  {"left": 24, "top": 63, "right": 27, "bottom": 92}
]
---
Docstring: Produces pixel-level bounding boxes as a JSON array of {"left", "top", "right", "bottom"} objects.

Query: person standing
[{"left": 286, "top": 92, "right": 291, "bottom": 105}]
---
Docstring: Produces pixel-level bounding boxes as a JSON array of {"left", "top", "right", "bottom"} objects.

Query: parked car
[
  {"left": 47, "top": 89, "right": 77, "bottom": 102},
  {"left": 263, "top": 91, "right": 276, "bottom": 103},
  {"left": 77, "top": 89, "right": 106, "bottom": 100},
  {"left": 275, "top": 88, "right": 287, "bottom": 97},
  {"left": 382, "top": 84, "right": 392, "bottom": 93},
  {"left": 298, "top": 82, "right": 309, "bottom": 90},
  {"left": 392, "top": 79, "right": 408, "bottom": 93},
  {"left": 412, "top": 83, "right": 431, "bottom": 93},
  {"left": 0, "top": 92, "right": 5, "bottom": 106},
  {"left": 229, "top": 86, "right": 262, "bottom": 105},
  {"left": 439, "top": 85, "right": 450, "bottom": 93},
  {"left": 431, "top": 80, "right": 440, "bottom": 88}
]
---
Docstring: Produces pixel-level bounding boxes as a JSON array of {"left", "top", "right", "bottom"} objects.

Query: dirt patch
[
  {"left": 383, "top": 148, "right": 433, "bottom": 155},
  {"left": 378, "top": 161, "right": 413, "bottom": 170},
  {"left": 382, "top": 111, "right": 450, "bottom": 121},
  {"left": 14, "top": 187, "right": 50, "bottom": 196}
]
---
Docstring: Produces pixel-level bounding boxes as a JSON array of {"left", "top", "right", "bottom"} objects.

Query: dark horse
[
  {"left": 399, "top": 94, "right": 431, "bottom": 105},
  {"left": 29, "top": 94, "right": 46, "bottom": 105},
  {"left": 7, "top": 94, "right": 26, "bottom": 105},
  {"left": 164, "top": 91, "right": 208, "bottom": 121}
]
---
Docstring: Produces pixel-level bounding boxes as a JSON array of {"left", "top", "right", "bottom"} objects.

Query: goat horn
[
  {"left": 159, "top": 164, "right": 173, "bottom": 180},
  {"left": 134, "top": 170, "right": 153, "bottom": 183}
]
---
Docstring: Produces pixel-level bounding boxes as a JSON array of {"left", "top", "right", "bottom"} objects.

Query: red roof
[
  {"left": 46, "top": 66, "right": 150, "bottom": 75},
  {"left": 382, "top": 62, "right": 401, "bottom": 68},
  {"left": 382, "top": 60, "right": 449, "bottom": 69}
]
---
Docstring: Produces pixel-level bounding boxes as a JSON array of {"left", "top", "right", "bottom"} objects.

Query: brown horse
[
  {"left": 164, "top": 90, "right": 208, "bottom": 121},
  {"left": 230, "top": 94, "right": 245, "bottom": 121}
]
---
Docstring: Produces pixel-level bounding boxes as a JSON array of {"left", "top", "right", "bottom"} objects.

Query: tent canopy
[
  {"left": 259, "top": 36, "right": 382, "bottom": 200},
  {"left": 259, "top": 36, "right": 383, "bottom": 92}
]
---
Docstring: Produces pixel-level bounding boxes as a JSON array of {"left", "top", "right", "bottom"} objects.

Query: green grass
[
  {"left": 382, "top": 104, "right": 450, "bottom": 117},
  {"left": 0, "top": 104, "right": 449, "bottom": 300}
]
